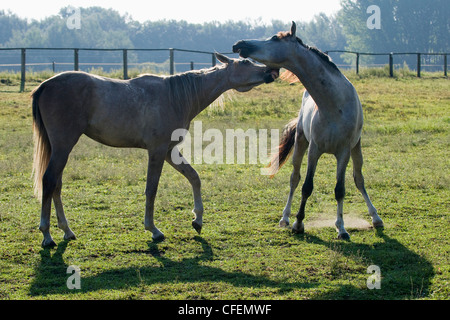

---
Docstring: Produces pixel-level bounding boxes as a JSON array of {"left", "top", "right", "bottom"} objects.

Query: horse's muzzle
[
  {"left": 232, "top": 40, "right": 253, "bottom": 58},
  {"left": 264, "top": 69, "right": 280, "bottom": 83}
]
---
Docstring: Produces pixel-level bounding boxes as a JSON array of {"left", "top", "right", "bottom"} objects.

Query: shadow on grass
[
  {"left": 294, "top": 228, "right": 435, "bottom": 299},
  {"left": 29, "top": 230, "right": 434, "bottom": 299},
  {"left": 29, "top": 236, "right": 315, "bottom": 297}
]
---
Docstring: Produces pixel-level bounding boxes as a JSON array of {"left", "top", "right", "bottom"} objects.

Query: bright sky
[{"left": 4, "top": 0, "right": 343, "bottom": 24}]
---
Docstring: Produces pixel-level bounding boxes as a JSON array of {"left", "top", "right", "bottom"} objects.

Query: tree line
[{"left": 0, "top": 1, "right": 448, "bottom": 69}]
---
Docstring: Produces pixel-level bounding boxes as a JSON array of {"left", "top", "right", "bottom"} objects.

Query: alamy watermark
[
  {"left": 367, "top": 5, "right": 381, "bottom": 30},
  {"left": 66, "top": 265, "right": 81, "bottom": 289},
  {"left": 367, "top": 265, "right": 381, "bottom": 289},
  {"left": 66, "top": 6, "right": 81, "bottom": 30},
  {"left": 171, "top": 121, "right": 279, "bottom": 175}
]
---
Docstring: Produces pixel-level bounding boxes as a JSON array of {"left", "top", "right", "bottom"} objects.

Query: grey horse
[
  {"left": 32, "top": 53, "right": 279, "bottom": 247},
  {"left": 233, "top": 22, "right": 383, "bottom": 239}
]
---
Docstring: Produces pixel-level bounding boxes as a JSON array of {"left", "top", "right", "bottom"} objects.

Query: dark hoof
[
  {"left": 337, "top": 232, "right": 351, "bottom": 241},
  {"left": 42, "top": 239, "right": 57, "bottom": 248},
  {"left": 152, "top": 234, "right": 165, "bottom": 243},
  {"left": 64, "top": 233, "right": 77, "bottom": 241},
  {"left": 373, "top": 222, "right": 384, "bottom": 229},
  {"left": 192, "top": 221, "right": 202, "bottom": 234},
  {"left": 292, "top": 221, "right": 304, "bottom": 234}
]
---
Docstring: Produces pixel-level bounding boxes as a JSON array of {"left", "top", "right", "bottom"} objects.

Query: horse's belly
[{"left": 84, "top": 124, "right": 146, "bottom": 149}]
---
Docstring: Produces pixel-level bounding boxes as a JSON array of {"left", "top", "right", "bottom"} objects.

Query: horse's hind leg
[
  {"left": 166, "top": 148, "right": 204, "bottom": 234},
  {"left": 280, "top": 131, "right": 308, "bottom": 227},
  {"left": 54, "top": 175, "right": 76, "bottom": 241},
  {"left": 40, "top": 150, "right": 72, "bottom": 247},
  {"left": 351, "top": 139, "right": 384, "bottom": 228},
  {"left": 144, "top": 146, "right": 167, "bottom": 241}
]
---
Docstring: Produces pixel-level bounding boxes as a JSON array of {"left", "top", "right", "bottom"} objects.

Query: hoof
[
  {"left": 41, "top": 239, "right": 57, "bottom": 248},
  {"left": 337, "top": 232, "right": 350, "bottom": 241},
  {"left": 152, "top": 233, "right": 165, "bottom": 243},
  {"left": 192, "top": 221, "right": 202, "bottom": 234},
  {"left": 373, "top": 220, "right": 384, "bottom": 229},
  {"left": 292, "top": 221, "right": 304, "bottom": 234},
  {"left": 64, "top": 232, "right": 77, "bottom": 241},
  {"left": 279, "top": 219, "right": 289, "bottom": 228}
]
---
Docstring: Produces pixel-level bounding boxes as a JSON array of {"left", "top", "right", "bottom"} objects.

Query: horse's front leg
[
  {"left": 334, "top": 149, "right": 351, "bottom": 240},
  {"left": 166, "top": 147, "right": 203, "bottom": 234},
  {"left": 292, "top": 143, "right": 321, "bottom": 234},
  {"left": 144, "top": 146, "right": 167, "bottom": 241}
]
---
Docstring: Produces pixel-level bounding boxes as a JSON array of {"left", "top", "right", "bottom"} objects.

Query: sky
[{"left": 3, "top": 0, "right": 343, "bottom": 24}]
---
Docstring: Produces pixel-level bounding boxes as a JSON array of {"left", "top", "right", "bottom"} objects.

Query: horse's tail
[
  {"left": 31, "top": 84, "right": 51, "bottom": 200},
  {"left": 280, "top": 70, "right": 300, "bottom": 84},
  {"left": 267, "top": 117, "right": 298, "bottom": 177}
]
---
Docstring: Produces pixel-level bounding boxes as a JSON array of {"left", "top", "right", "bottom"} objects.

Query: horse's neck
[
  {"left": 288, "top": 47, "right": 351, "bottom": 111},
  {"left": 185, "top": 66, "right": 230, "bottom": 122}
]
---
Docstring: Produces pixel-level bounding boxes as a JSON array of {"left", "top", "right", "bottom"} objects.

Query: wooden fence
[
  {"left": 327, "top": 50, "right": 448, "bottom": 78},
  {"left": 0, "top": 48, "right": 448, "bottom": 92},
  {"left": 0, "top": 48, "right": 222, "bottom": 92}
]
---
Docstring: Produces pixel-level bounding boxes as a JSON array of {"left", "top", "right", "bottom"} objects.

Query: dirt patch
[{"left": 304, "top": 212, "right": 372, "bottom": 230}]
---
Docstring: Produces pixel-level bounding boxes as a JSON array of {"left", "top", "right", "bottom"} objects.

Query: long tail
[
  {"left": 31, "top": 84, "right": 51, "bottom": 200},
  {"left": 267, "top": 117, "right": 298, "bottom": 177},
  {"left": 280, "top": 70, "right": 300, "bottom": 84}
]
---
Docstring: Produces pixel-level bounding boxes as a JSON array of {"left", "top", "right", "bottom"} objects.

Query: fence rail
[
  {"left": 0, "top": 48, "right": 448, "bottom": 92},
  {"left": 0, "top": 47, "right": 229, "bottom": 92},
  {"left": 326, "top": 50, "right": 448, "bottom": 78}
]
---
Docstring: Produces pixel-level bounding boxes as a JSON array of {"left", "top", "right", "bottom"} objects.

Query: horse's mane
[
  {"left": 165, "top": 66, "right": 219, "bottom": 113},
  {"left": 307, "top": 45, "right": 339, "bottom": 72},
  {"left": 277, "top": 31, "right": 339, "bottom": 72}
]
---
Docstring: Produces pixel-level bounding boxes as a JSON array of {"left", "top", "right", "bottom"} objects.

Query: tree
[
  {"left": 0, "top": 10, "right": 27, "bottom": 47},
  {"left": 339, "top": 0, "right": 449, "bottom": 53}
]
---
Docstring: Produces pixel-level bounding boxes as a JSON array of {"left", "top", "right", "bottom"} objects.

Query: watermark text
[
  {"left": 171, "top": 121, "right": 279, "bottom": 175},
  {"left": 367, "top": 5, "right": 381, "bottom": 30}
]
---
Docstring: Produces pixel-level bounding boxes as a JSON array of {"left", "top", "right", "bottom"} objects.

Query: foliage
[
  {"left": 339, "top": 0, "right": 449, "bottom": 65},
  {"left": 1, "top": 3, "right": 448, "bottom": 72}
]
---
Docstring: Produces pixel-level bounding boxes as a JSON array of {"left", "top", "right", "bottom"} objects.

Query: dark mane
[
  {"left": 306, "top": 45, "right": 339, "bottom": 72},
  {"left": 277, "top": 31, "right": 339, "bottom": 72}
]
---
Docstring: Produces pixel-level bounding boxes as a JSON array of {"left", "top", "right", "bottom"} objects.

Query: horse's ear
[
  {"left": 290, "top": 21, "right": 297, "bottom": 37},
  {"left": 215, "top": 52, "right": 231, "bottom": 65}
]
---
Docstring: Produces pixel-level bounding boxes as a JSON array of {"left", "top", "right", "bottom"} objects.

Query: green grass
[{"left": 0, "top": 73, "right": 448, "bottom": 300}]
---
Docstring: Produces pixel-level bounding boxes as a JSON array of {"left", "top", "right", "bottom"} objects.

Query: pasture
[{"left": 0, "top": 72, "right": 448, "bottom": 300}]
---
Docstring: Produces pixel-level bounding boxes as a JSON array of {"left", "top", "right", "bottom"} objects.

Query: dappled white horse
[{"left": 233, "top": 22, "right": 383, "bottom": 239}]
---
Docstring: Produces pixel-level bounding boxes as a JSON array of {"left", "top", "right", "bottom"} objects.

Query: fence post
[
  {"left": 190, "top": 61, "right": 194, "bottom": 70},
  {"left": 20, "top": 48, "right": 26, "bottom": 92},
  {"left": 356, "top": 52, "right": 360, "bottom": 74},
  {"left": 444, "top": 54, "right": 448, "bottom": 77},
  {"left": 123, "top": 49, "right": 128, "bottom": 79},
  {"left": 169, "top": 48, "right": 174, "bottom": 75},
  {"left": 389, "top": 53, "right": 394, "bottom": 77},
  {"left": 211, "top": 53, "right": 216, "bottom": 67},
  {"left": 74, "top": 49, "right": 79, "bottom": 71},
  {"left": 417, "top": 53, "right": 421, "bottom": 77}
]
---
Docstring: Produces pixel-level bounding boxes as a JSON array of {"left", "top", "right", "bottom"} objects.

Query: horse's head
[
  {"left": 215, "top": 53, "right": 279, "bottom": 92},
  {"left": 232, "top": 21, "right": 301, "bottom": 69}
]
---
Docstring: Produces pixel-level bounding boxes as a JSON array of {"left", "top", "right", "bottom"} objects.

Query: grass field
[{"left": 0, "top": 71, "right": 448, "bottom": 300}]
